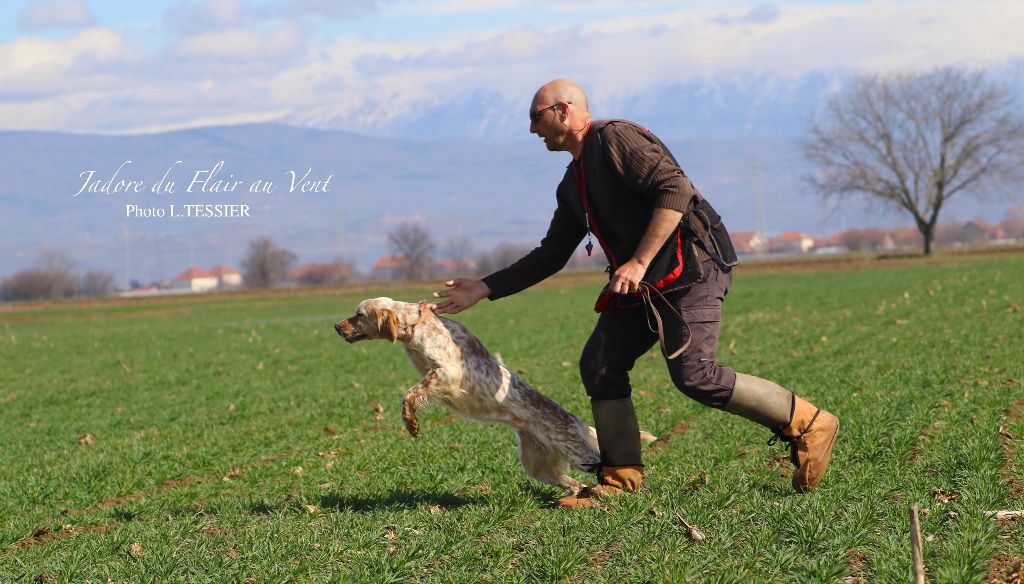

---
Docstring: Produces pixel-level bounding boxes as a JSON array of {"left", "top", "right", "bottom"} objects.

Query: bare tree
[
  {"left": 0, "top": 250, "right": 79, "bottom": 301},
  {"left": 837, "top": 228, "right": 891, "bottom": 252},
  {"left": 935, "top": 218, "right": 969, "bottom": 246},
  {"left": 442, "top": 236, "right": 474, "bottom": 271},
  {"left": 241, "top": 237, "right": 296, "bottom": 288},
  {"left": 294, "top": 259, "right": 358, "bottom": 286},
  {"left": 801, "top": 68, "right": 1024, "bottom": 255},
  {"left": 388, "top": 223, "right": 436, "bottom": 281},
  {"left": 1001, "top": 203, "right": 1024, "bottom": 240},
  {"left": 38, "top": 250, "right": 77, "bottom": 298},
  {"left": 1, "top": 270, "right": 53, "bottom": 301},
  {"left": 476, "top": 242, "right": 533, "bottom": 275},
  {"left": 77, "top": 271, "right": 116, "bottom": 297},
  {"left": 1009, "top": 201, "right": 1024, "bottom": 223}
]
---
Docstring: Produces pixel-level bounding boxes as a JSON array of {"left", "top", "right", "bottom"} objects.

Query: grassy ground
[{"left": 1, "top": 252, "right": 1022, "bottom": 582}]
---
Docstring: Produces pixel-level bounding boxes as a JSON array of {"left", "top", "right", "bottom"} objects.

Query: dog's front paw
[
  {"left": 402, "top": 400, "right": 421, "bottom": 438},
  {"left": 403, "top": 415, "right": 421, "bottom": 438}
]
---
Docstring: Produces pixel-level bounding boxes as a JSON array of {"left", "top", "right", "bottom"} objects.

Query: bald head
[
  {"left": 529, "top": 78, "right": 593, "bottom": 159},
  {"left": 534, "top": 79, "right": 589, "bottom": 113}
]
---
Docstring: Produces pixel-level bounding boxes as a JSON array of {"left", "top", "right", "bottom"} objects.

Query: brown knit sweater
[{"left": 482, "top": 120, "right": 697, "bottom": 300}]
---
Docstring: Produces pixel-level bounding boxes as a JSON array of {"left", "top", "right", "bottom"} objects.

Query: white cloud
[
  {"left": 0, "top": 28, "right": 124, "bottom": 95},
  {"left": 163, "top": 0, "right": 245, "bottom": 36},
  {"left": 163, "top": 0, "right": 392, "bottom": 34},
  {"left": 274, "top": 0, "right": 392, "bottom": 20},
  {"left": 167, "top": 23, "right": 307, "bottom": 61},
  {"left": 18, "top": 0, "right": 95, "bottom": 31},
  {"left": 712, "top": 3, "right": 781, "bottom": 25}
]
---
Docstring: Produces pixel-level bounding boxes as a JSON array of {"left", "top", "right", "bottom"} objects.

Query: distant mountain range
[
  {"left": 284, "top": 66, "right": 1024, "bottom": 143},
  {"left": 3, "top": 68, "right": 1021, "bottom": 283},
  {"left": 285, "top": 72, "right": 846, "bottom": 142}
]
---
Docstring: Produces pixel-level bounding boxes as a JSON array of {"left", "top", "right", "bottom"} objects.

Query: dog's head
[{"left": 334, "top": 297, "right": 409, "bottom": 344}]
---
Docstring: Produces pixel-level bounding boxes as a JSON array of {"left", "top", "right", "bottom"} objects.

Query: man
[{"left": 431, "top": 79, "right": 839, "bottom": 507}]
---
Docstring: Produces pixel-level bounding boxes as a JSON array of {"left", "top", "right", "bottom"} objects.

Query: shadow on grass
[
  {"left": 316, "top": 488, "right": 485, "bottom": 513},
  {"left": 159, "top": 482, "right": 558, "bottom": 519},
  {"left": 109, "top": 507, "right": 141, "bottom": 523}
]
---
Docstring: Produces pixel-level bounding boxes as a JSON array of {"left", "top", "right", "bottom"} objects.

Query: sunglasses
[{"left": 529, "top": 101, "right": 571, "bottom": 122}]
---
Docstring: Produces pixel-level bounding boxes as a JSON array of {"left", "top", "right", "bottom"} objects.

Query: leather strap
[{"left": 638, "top": 282, "right": 691, "bottom": 360}]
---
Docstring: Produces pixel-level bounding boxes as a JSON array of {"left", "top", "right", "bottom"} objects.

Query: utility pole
[
  {"left": 335, "top": 206, "right": 346, "bottom": 263},
  {"left": 752, "top": 153, "right": 768, "bottom": 238},
  {"left": 123, "top": 226, "right": 131, "bottom": 289}
]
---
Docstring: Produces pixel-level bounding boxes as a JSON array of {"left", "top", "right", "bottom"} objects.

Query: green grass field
[{"left": 1, "top": 252, "right": 1022, "bottom": 583}]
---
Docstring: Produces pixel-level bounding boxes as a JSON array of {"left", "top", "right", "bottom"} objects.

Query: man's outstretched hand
[{"left": 430, "top": 278, "right": 491, "bottom": 314}]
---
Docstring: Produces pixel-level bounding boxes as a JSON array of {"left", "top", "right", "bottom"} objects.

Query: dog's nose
[{"left": 334, "top": 323, "right": 344, "bottom": 336}]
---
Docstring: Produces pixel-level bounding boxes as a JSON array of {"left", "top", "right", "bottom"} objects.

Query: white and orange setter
[{"left": 335, "top": 297, "right": 653, "bottom": 496}]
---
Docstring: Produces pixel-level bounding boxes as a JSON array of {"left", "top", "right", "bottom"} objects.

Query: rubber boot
[
  {"left": 725, "top": 373, "right": 839, "bottom": 493},
  {"left": 558, "top": 398, "right": 643, "bottom": 508}
]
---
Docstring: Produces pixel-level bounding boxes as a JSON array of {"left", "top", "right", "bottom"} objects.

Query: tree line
[
  {"left": 0, "top": 251, "right": 115, "bottom": 301},
  {"left": 0, "top": 229, "right": 568, "bottom": 301}
]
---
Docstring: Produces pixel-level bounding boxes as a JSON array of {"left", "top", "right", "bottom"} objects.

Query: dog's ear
[{"left": 376, "top": 308, "right": 399, "bottom": 343}]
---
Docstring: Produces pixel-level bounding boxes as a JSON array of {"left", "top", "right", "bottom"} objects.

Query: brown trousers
[{"left": 580, "top": 260, "right": 737, "bottom": 408}]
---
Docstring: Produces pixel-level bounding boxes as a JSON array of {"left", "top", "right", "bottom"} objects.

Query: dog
[{"left": 335, "top": 297, "right": 653, "bottom": 496}]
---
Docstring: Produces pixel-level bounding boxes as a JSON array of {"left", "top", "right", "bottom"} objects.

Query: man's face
[{"left": 529, "top": 95, "right": 567, "bottom": 152}]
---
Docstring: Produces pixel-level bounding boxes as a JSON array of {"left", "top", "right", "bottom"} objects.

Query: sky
[
  {"left": 2, "top": 0, "right": 1023, "bottom": 282},
  {"left": 2, "top": 0, "right": 1024, "bottom": 136}
]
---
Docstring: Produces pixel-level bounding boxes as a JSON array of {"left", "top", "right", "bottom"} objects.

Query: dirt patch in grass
[
  {"left": 908, "top": 420, "right": 944, "bottom": 464},
  {"left": 3, "top": 522, "right": 119, "bottom": 554},
  {"left": 844, "top": 548, "right": 870, "bottom": 582},
  {"left": 584, "top": 542, "right": 619, "bottom": 577},
  {"left": 985, "top": 554, "right": 1024, "bottom": 584},
  {"left": 646, "top": 420, "right": 693, "bottom": 456},
  {"left": 1000, "top": 398, "right": 1024, "bottom": 503},
  {"left": 201, "top": 526, "right": 232, "bottom": 538},
  {"left": 62, "top": 476, "right": 201, "bottom": 517}
]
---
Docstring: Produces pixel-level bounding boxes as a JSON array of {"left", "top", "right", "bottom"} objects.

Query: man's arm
[
  {"left": 432, "top": 190, "right": 585, "bottom": 314},
  {"left": 602, "top": 123, "right": 694, "bottom": 213},
  {"left": 601, "top": 123, "right": 692, "bottom": 292},
  {"left": 609, "top": 207, "right": 683, "bottom": 294}
]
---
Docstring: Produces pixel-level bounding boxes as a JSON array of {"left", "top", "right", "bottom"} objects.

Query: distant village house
[
  {"left": 209, "top": 265, "right": 243, "bottom": 288},
  {"left": 730, "top": 231, "right": 766, "bottom": 255},
  {"left": 171, "top": 267, "right": 218, "bottom": 292}
]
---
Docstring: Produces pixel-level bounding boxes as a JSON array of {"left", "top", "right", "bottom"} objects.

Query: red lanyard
[{"left": 572, "top": 152, "right": 618, "bottom": 270}]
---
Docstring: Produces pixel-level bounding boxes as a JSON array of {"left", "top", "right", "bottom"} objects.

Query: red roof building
[
  {"left": 370, "top": 255, "right": 407, "bottom": 281},
  {"left": 172, "top": 267, "right": 217, "bottom": 292},
  {"left": 730, "top": 231, "right": 766, "bottom": 255},
  {"left": 173, "top": 267, "right": 213, "bottom": 281},
  {"left": 209, "top": 265, "right": 243, "bottom": 287},
  {"left": 769, "top": 231, "right": 816, "bottom": 254}
]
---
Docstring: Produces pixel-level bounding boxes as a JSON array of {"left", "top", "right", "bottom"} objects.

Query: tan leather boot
[
  {"left": 771, "top": 396, "right": 839, "bottom": 492},
  {"left": 556, "top": 466, "right": 644, "bottom": 508},
  {"left": 727, "top": 373, "right": 839, "bottom": 492}
]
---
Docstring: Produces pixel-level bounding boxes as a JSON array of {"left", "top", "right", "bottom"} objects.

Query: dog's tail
[{"left": 586, "top": 426, "right": 658, "bottom": 445}]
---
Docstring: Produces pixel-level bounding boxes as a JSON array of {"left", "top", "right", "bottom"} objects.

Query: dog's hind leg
[
  {"left": 549, "top": 420, "right": 602, "bottom": 475},
  {"left": 516, "top": 429, "right": 585, "bottom": 496}
]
